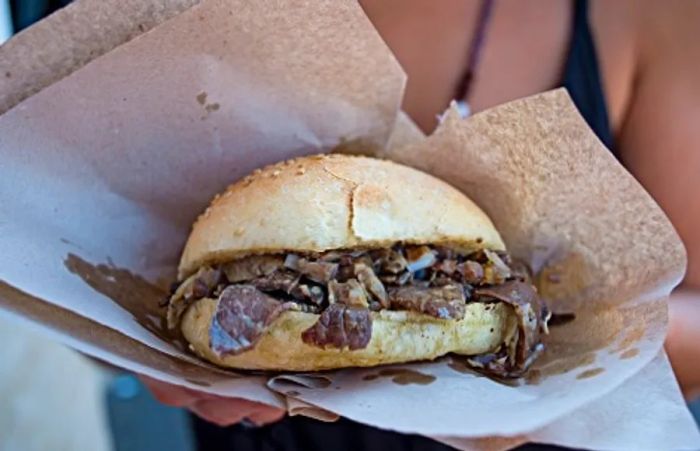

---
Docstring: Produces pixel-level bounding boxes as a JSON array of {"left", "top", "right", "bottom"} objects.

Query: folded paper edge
[
  {"left": 286, "top": 398, "right": 340, "bottom": 423},
  {"left": 0, "top": 0, "right": 201, "bottom": 115},
  {"left": 266, "top": 375, "right": 340, "bottom": 422},
  {"left": 0, "top": 280, "right": 284, "bottom": 406}
]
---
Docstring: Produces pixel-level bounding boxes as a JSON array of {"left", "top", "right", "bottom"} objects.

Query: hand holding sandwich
[{"left": 140, "top": 376, "right": 285, "bottom": 426}]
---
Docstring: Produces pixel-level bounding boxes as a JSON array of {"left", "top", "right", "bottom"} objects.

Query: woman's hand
[
  {"left": 666, "top": 289, "right": 700, "bottom": 400},
  {"left": 140, "top": 376, "right": 286, "bottom": 427}
]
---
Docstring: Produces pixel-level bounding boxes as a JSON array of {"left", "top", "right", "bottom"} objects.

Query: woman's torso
[{"left": 361, "top": 0, "right": 636, "bottom": 148}]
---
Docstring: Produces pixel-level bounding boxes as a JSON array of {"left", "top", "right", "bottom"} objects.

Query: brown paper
[
  {"left": 432, "top": 352, "right": 700, "bottom": 451},
  {"left": 0, "top": 280, "right": 283, "bottom": 406},
  {"left": 264, "top": 93, "right": 686, "bottom": 437},
  {"left": 0, "top": 0, "right": 698, "bottom": 448},
  {"left": 0, "top": 0, "right": 404, "bottom": 364},
  {"left": 0, "top": 0, "right": 201, "bottom": 115}
]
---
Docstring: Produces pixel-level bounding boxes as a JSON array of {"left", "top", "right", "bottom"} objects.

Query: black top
[
  {"left": 190, "top": 1, "right": 610, "bottom": 450},
  {"left": 561, "top": 0, "right": 615, "bottom": 152},
  {"left": 191, "top": 415, "right": 568, "bottom": 451}
]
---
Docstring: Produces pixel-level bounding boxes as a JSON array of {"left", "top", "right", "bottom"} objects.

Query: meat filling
[{"left": 168, "top": 244, "right": 549, "bottom": 377}]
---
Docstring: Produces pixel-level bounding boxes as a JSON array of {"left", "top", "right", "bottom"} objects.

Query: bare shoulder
[
  {"left": 589, "top": 0, "right": 638, "bottom": 132},
  {"left": 636, "top": 0, "right": 700, "bottom": 57},
  {"left": 610, "top": 0, "right": 700, "bottom": 286}
]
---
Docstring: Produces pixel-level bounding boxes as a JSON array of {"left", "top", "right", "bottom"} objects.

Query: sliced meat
[
  {"left": 354, "top": 254, "right": 375, "bottom": 271},
  {"left": 467, "top": 343, "right": 545, "bottom": 379},
  {"left": 297, "top": 259, "right": 338, "bottom": 284},
  {"left": 222, "top": 255, "right": 284, "bottom": 283},
  {"left": 168, "top": 243, "right": 549, "bottom": 378},
  {"left": 368, "top": 301, "right": 382, "bottom": 311},
  {"left": 432, "top": 276, "right": 456, "bottom": 287},
  {"left": 434, "top": 259, "right": 458, "bottom": 275},
  {"left": 388, "top": 284, "right": 466, "bottom": 319},
  {"left": 495, "top": 250, "right": 513, "bottom": 266},
  {"left": 509, "top": 259, "right": 533, "bottom": 283},
  {"left": 467, "top": 351, "right": 509, "bottom": 375},
  {"left": 291, "top": 284, "right": 325, "bottom": 305},
  {"left": 167, "top": 266, "right": 222, "bottom": 329},
  {"left": 328, "top": 279, "right": 369, "bottom": 308},
  {"left": 209, "top": 285, "right": 296, "bottom": 356},
  {"left": 250, "top": 271, "right": 299, "bottom": 294},
  {"left": 355, "top": 263, "right": 389, "bottom": 308},
  {"left": 482, "top": 249, "right": 512, "bottom": 285},
  {"left": 335, "top": 256, "right": 356, "bottom": 282},
  {"left": 301, "top": 303, "right": 372, "bottom": 350},
  {"left": 433, "top": 246, "right": 456, "bottom": 260},
  {"left": 379, "top": 273, "right": 397, "bottom": 284},
  {"left": 195, "top": 267, "right": 223, "bottom": 296},
  {"left": 475, "top": 281, "right": 546, "bottom": 375},
  {"left": 379, "top": 270, "right": 412, "bottom": 285},
  {"left": 460, "top": 260, "right": 484, "bottom": 284},
  {"left": 372, "top": 248, "right": 407, "bottom": 274},
  {"left": 319, "top": 251, "right": 343, "bottom": 262}
]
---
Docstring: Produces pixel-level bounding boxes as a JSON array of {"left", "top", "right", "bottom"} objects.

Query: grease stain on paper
[
  {"left": 619, "top": 348, "right": 640, "bottom": 360},
  {"left": 196, "top": 91, "right": 221, "bottom": 119},
  {"left": 186, "top": 378, "right": 212, "bottom": 387},
  {"left": 363, "top": 368, "right": 435, "bottom": 386},
  {"left": 63, "top": 253, "right": 188, "bottom": 351},
  {"left": 576, "top": 367, "right": 605, "bottom": 380},
  {"left": 447, "top": 358, "right": 475, "bottom": 375},
  {"left": 525, "top": 352, "right": 596, "bottom": 385},
  {"left": 525, "top": 369, "right": 543, "bottom": 385},
  {"left": 0, "top": 279, "right": 243, "bottom": 379},
  {"left": 60, "top": 237, "right": 84, "bottom": 251},
  {"left": 611, "top": 327, "right": 645, "bottom": 353}
]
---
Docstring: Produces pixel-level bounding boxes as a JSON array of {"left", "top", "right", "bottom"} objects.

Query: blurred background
[{"left": 1, "top": 2, "right": 699, "bottom": 451}]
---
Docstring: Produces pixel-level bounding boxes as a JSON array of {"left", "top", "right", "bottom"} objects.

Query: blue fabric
[{"left": 561, "top": 0, "right": 615, "bottom": 152}]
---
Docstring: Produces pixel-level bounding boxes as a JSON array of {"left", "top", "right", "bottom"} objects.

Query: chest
[{"left": 360, "top": 0, "right": 632, "bottom": 135}]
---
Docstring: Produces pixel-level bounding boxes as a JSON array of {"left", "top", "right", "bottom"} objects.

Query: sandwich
[{"left": 166, "top": 154, "right": 549, "bottom": 377}]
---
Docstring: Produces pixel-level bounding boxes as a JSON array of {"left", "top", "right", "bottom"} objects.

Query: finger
[
  {"left": 667, "top": 290, "right": 700, "bottom": 396},
  {"left": 247, "top": 406, "right": 286, "bottom": 425},
  {"left": 139, "top": 376, "right": 201, "bottom": 407},
  {"left": 190, "top": 398, "right": 252, "bottom": 427},
  {"left": 139, "top": 375, "right": 221, "bottom": 400},
  {"left": 190, "top": 398, "right": 285, "bottom": 427}
]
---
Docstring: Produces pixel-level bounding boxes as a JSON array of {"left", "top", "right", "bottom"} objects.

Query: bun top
[{"left": 178, "top": 154, "right": 505, "bottom": 278}]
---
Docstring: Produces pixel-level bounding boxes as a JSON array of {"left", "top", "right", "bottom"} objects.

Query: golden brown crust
[
  {"left": 181, "top": 298, "right": 517, "bottom": 371},
  {"left": 178, "top": 154, "right": 505, "bottom": 279}
]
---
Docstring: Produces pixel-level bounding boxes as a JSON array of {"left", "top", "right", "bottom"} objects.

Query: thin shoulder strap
[{"left": 453, "top": 0, "right": 496, "bottom": 115}]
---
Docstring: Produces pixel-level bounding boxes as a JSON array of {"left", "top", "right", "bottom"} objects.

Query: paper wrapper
[{"left": 1, "top": 0, "right": 698, "bottom": 449}]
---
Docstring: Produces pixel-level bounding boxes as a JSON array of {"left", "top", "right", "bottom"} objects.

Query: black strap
[
  {"left": 561, "top": 0, "right": 615, "bottom": 151},
  {"left": 453, "top": 0, "right": 496, "bottom": 103}
]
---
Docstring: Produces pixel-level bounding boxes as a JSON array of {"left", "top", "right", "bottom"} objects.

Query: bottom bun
[{"left": 181, "top": 299, "right": 518, "bottom": 371}]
